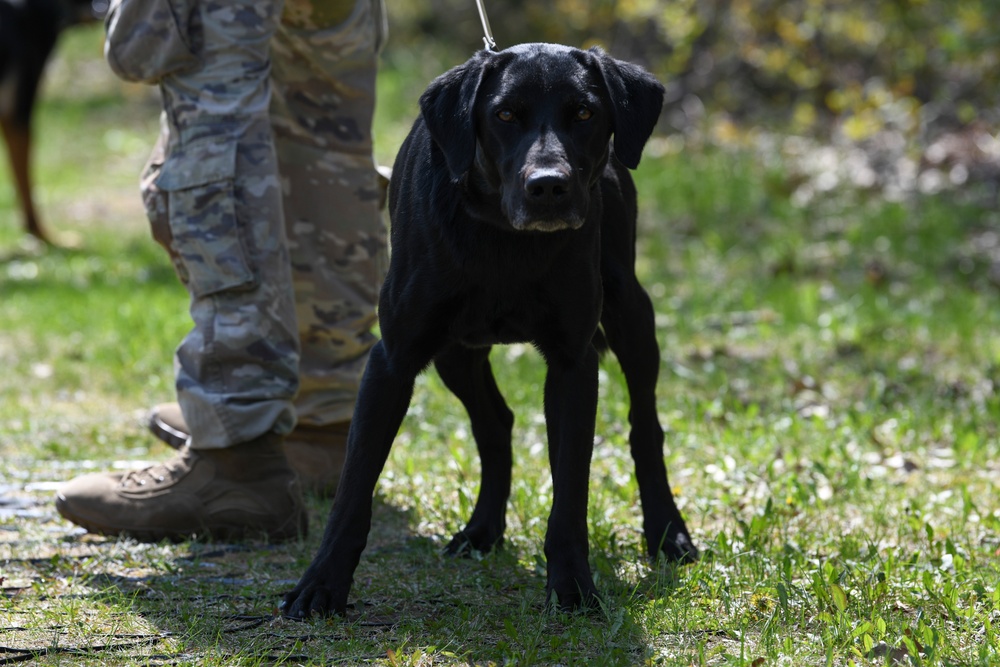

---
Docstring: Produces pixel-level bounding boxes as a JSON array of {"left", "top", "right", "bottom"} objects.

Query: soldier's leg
[
  {"left": 230, "top": 0, "right": 386, "bottom": 496},
  {"left": 270, "top": 0, "right": 388, "bottom": 428},
  {"left": 140, "top": 0, "right": 387, "bottom": 496},
  {"left": 56, "top": 0, "right": 308, "bottom": 543}
]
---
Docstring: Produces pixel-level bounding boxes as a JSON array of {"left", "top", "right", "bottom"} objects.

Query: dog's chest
[
  {"left": 444, "top": 271, "right": 598, "bottom": 350},
  {"left": 430, "top": 230, "right": 602, "bottom": 349},
  {"left": 450, "top": 289, "right": 543, "bottom": 347}
]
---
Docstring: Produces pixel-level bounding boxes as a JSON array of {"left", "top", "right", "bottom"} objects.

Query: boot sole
[{"left": 55, "top": 494, "right": 307, "bottom": 544}]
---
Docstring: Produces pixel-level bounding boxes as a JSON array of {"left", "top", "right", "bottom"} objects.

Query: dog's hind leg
[
  {"left": 600, "top": 267, "right": 699, "bottom": 563},
  {"left": 434, "top": 344, "right": 513, "bottom": 556}
]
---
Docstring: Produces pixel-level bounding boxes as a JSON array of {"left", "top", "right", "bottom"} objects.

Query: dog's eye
[
  {"left": 497, "top": 109, "right": 516, "bottom": 123},
  {"left": 575, "top": 106, "right": 593, "bottom": 122}
]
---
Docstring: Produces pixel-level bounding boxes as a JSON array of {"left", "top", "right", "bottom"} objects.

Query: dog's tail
[{"left": 591, "top": 326, "right": 609, "bottom": 356}]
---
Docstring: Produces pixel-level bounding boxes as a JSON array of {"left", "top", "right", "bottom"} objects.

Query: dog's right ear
[{"left": 419, "top": 50, "right": 493, "bottom": 180}]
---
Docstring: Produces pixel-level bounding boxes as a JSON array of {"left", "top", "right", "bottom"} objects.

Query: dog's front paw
[{"left": 281, "top": 571, "right": 349, "bottom": 620}]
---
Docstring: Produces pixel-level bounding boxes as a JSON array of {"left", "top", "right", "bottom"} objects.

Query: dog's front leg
[
  {"left": 542, "top": 344, "right": 601, "bottom": 610},
  {"left": 282, "top": 340, "right": 420, "bottom": 618}
]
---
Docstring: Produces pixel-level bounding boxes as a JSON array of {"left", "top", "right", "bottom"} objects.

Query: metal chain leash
[{"left": 475, "top": 0, "right": 498, "bottom": 50}]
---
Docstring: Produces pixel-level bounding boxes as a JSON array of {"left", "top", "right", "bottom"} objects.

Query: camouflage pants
[{"left": 138, "top": 0, "right": 388, "bottom": 449}]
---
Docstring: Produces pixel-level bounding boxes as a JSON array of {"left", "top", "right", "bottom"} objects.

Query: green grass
[{"left": 2, "top": 25, "right": 1000, "bottom": 666}]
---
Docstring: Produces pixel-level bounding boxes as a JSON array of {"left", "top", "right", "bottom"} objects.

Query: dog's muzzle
[
  {"left": 513, "top": 218, "right": 584, "bottom": 232},
  {"left": 507, "top": 167, "right": 584, "bottom": 232}
]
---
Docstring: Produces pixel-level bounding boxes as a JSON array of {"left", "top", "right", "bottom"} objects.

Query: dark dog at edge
[
  {"left": 0, "top": 0, "right": 98, "bottom": 244},
  {"left": 283, "top": 43, "right": 698, "bottom": 618}
]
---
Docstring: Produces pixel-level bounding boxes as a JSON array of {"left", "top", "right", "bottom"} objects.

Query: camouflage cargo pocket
[
  {"left": 156, "top": 140, "right": 258, "bottom": 298},
  {"left": 104, "top": 0, "right": 201, "bottom": 84}
]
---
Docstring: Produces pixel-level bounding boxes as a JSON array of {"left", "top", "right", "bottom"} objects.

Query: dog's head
[{"left": 420, "top": 43, "right": 664, "bottom": 232}]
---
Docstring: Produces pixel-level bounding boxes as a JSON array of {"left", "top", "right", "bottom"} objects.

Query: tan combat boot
[
  {"left": 55, "top": 432, "right": 307, "bottom": 543},
  {"left": 147, "top": 403, "right": 348, "bottom": 497}
]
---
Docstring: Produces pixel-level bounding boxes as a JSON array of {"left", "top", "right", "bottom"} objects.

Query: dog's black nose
[{"left": 524, "top": 169, "right": 570, "bottom": 203}]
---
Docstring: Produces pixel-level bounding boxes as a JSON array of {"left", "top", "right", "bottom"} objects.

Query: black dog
[
  {"left": 283, "top": 43, "right": 698, "bottom": 618},
  {"left": 0, "top": 0, "right": 98, "bottom": 244}
]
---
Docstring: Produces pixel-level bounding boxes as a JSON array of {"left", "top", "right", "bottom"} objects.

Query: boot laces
[{"left": 119, "top": 451, "right": 192, "bottom": 488}]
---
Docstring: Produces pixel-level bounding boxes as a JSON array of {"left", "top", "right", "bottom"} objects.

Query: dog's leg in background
[
  {"left": 435, "top": 344, "right": 514, "bottom": 556},
  {"left": 0, "top": 5, "right": 61, "bottom": 246},
  {"left": 600, "top": 268, "right": 699, "bottom": 563},
  {"left": 0, "top": 114, "right": 48, "bottom": 244},
  {"left": 541, "top": 345, "right": 601, "bottom": 609}
]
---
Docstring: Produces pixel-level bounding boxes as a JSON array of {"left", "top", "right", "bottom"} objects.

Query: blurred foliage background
[
  {"left": 390, "top": 0, "right": 998, "bottom": 134},
  {"left": 385, "top": 0, "right": 1000, "bottom": 203}
]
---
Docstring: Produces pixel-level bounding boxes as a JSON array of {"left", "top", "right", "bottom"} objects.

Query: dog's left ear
[
  {"left": 420, "top": 50, "right": 494, "bottom": 180},
  {"left": 590, "top": 48, "right": 665, "bottom": 170}
]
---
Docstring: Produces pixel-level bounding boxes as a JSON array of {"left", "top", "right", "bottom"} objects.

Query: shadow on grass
[
  {"left": 1, "top": 494, "right": 420, "bottom": 664},
  {"left": 2, "top": 430, "right": 692, "bottom": 666},
  {"left": 2, "top": 462, "right": 710, "bottom": 667},
  {"left": 6, "top": 495, "right": 686, "bottom": 664}
]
